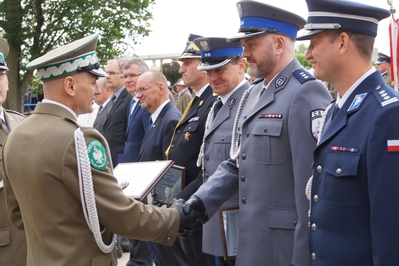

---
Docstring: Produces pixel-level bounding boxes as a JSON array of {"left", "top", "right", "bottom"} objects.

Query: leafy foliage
[
  {"left": 162, "top": 61, "right": 181, "bottom": 85},
  {"left": 0, "top": 0, "right": 155, "bottom": 111}
]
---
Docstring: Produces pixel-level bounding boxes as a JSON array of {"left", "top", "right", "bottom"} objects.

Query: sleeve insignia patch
[
  {"left": 311, "top": 110, "right": 324, "bottom": 141},
  {"left": 87, "top": 139, "right": 107, "bottom": 170}
]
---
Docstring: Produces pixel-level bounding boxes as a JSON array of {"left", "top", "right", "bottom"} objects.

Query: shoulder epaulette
[
  {"left": 5, "top": 109, "right": 26, "bottom": 118},
  {"left": 374, "top": 84, "right": 399, "bottom": 107},
  {"left": 292, "top": 69, "right": 315, "bottom": 84}
]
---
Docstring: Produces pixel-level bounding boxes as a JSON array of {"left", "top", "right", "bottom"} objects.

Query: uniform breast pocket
[
  {"left": 179, "top": 121, "right": 201, "bottom": 151},
  {"left": 251, "top": 120, "right": 285, "bottom": 164},
  {"left": 210, "top": 131, "right": 232, "bottom": 163},
  {"left": 323, "top": 152, "right": 362, "bottom": 206}
]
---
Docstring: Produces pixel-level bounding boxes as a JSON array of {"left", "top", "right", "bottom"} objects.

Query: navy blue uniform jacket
[{"left": 310, "top": 71, "right": 399, "bottom": 265}]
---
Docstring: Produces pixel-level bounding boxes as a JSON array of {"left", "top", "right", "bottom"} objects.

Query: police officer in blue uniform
[
  {"left": 375, "top": 52, "right": 394, "bottom": 88},
  {"left": 171, "top": 1, "right": 332, "bottom": 265},
  {"left": 297, "top": 0, "right": 398, "bottom": 264}
]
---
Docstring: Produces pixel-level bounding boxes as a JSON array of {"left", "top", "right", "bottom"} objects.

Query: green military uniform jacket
[
  {"left": 0, "top": 109, "right": 26, "bottom": 266},
  {"left": 3, "top": 103, "right": 179, "bottom": 266}
]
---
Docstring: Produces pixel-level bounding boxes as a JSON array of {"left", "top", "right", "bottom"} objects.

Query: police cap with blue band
[
  {"left": 227, "top": 0, "right": 306, "bottom": 42},
  {"left": 194, "top": 37, "right": 244, "bottom": 71},
  {"left": 297, "top": 0, "right": 391, "bottom": 40},
  {"left": 178, "top": 33, "right": 202, "bottom": 61},
  {"left": 375, "top": 52, "right": 390, "bottom": 65},
  {"left": 26, "top": 33, "right": 107, "bottom": 80},
  {"left": 0, "top": 38, "right": 9, "bottom": 71}
]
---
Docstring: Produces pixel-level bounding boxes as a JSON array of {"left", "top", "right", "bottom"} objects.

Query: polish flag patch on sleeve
[{"left": 387, "top": 140, "right": 399, "bottom": 152}]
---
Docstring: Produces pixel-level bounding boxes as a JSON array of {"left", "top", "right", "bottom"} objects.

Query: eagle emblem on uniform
[{"left": 200, "top": 39, "right": 211, "bottom": 52}]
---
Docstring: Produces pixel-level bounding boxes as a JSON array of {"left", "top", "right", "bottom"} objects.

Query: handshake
[{"left": 169, "top": 195, "right": 208, "bottom": 238}]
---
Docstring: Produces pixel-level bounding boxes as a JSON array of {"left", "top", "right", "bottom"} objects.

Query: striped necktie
[{"left": 1, "top": 119, "right": 9, "bottom": 134}]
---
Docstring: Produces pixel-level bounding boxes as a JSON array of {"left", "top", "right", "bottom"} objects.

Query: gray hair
[{"left": 124, "top": 58, "right": 149, "bottom": 73}]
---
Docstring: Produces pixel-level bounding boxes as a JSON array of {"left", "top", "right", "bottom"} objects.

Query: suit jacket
[
  {"left": 168, "top": 85, "right": 217, "bottom": 199},
  {"left": 0, "top": 109, "right": 26, "bottom": 266},
  {"left": 200, "top": 81, "right": 249, "bottom": 257},
  {"left": 310, "top": 71, "right": 399, "bottom": 265},
  {"left": 137, "top": 102, "right": 181, "bottom": 162},
  {"left": 195, "top": 59, "right": 332, "bottom": 265},
  {"left": 3, "top": 103, "right": 179, "bottom": 266},
  {"left": 123, "top": 101, "right": 151, "bottom": 162},
  {"left": 94, "top": 87, "right": 132, "bottom": 166}
]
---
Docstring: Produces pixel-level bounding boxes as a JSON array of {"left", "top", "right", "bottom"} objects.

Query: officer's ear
[{"left": 63, "top": 76, "right": 76, "bottom": 97}]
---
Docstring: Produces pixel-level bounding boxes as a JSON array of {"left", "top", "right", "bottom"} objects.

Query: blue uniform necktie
[
  {"left": 213, "top": 99, "right": 223, "bottom": 118},
  {"left": 331, "top": 104, "right": 340, "bottom": 120}
]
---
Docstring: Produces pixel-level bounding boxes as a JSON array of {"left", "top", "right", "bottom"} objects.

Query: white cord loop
[
  {"left": 74, "top": 128, "right": 116, "bottom": 253},
  {"left": 230, "top": 84, "right": 256, "bottom": 167}
]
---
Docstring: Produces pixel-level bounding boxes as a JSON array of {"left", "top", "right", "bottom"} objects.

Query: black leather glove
[
  {"left": 183, "top": 195, "right": 209, "bottom": 224},
  {"left": 170, "top": 198, "right": 199, "bottom": 238}
]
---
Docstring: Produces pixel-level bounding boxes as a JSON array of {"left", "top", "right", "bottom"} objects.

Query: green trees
[
  {"left": 0, "top": 0, "right": 155, "bottom": 111},
  {"left": 295, "top": 43, "right": 312, "bottom": 68}
]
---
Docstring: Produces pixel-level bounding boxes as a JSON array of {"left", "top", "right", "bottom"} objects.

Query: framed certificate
[
  {"left": 152, "top": 164, "right": 186, "bottom": 206},
  {"left": 113, "top": 160, "right": 181, "bottom": 202},
  {"left": 218, "top": 206, "right": 239, "bottom": 260}
]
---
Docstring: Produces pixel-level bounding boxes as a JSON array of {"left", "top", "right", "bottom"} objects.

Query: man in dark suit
[
  {"left": 136, "top": 71, "right": 181, "bottom": 162},
  {"left": 94, "top": 58, "right": 132, "bottom": 167},
  {"left": 297, "top": 0, "right": 399, "bottom": 264},
  {"left": 121, "top": 58, "right": 153, "bottom": 266},
  {"left": 174, "top": 1, "right": 332, "bottom": 265},
  {"left": 135, "top": 71, "right": 185, "bottom": 266},
  {"left": 165, "top": 33, "right": 217, "bottom": 266},
  {"left": 123, "top": 58, "right": 151, "bottom": 163}
]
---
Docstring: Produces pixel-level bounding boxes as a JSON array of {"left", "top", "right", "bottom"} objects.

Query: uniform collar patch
[
  {"left": 228, "top": 97, "right": 236, "bottom": 107},
  {"left": 87, "top": 139, "right": 107, "bottom": 170},
  {"left": 348, "top": 93, "right": 367, "bottom": 112},
  {"left": 274, "top": 75, "right": 287, "bottom": 89}
]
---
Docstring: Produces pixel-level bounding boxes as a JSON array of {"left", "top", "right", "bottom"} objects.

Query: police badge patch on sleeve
[
  {"left": 87, "top": 139, "right": 107, "bottom": 170},
  {"left": 311, "top": 110, "right": 324, "bottom": 141}
]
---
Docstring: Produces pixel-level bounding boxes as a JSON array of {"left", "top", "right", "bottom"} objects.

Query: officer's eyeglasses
[
  {"left": 123, "top": 73, "right": 142, "bottom": 79},
  {"left": 135, "top": 83, "right": 159, "bottom": 95}
]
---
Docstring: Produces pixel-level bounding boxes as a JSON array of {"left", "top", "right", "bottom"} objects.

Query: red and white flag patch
[{"left": 387, "top": 140, "right": 399, "bottom": 152}]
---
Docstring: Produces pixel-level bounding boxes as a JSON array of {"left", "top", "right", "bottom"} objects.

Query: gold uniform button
[
  {"left": 336, "top": 168, "right": 342, "bottom": 174},
  {"left": 313, "top": 195, "right": 319, "bottom": 202},
  {"left": 311, "top": 223, "right": 317, "bottom": 231},
  {"left": 312, "top": 253, "right": 316, "bottom": 260},
  {"left": 317, "top": 165, "right": 322, "bottom": 173}
]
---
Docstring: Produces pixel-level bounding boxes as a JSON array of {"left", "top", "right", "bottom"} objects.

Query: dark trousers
[
  {"left": 183, "top": 231, "right": 215, "bottom": 266},
  {"left": 149, "top": 237, "right": 188, "bottom": 266},
  {"left": 126, "top": 239, "right": 153, "bottom": 266}
]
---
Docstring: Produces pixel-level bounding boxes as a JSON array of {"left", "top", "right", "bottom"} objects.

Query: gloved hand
[
  {"left": 170, "top": 198, "right": 199, "bottom": 238},
  {"left": 183, "top": 195, "right": 208, "bottom": 224}
]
